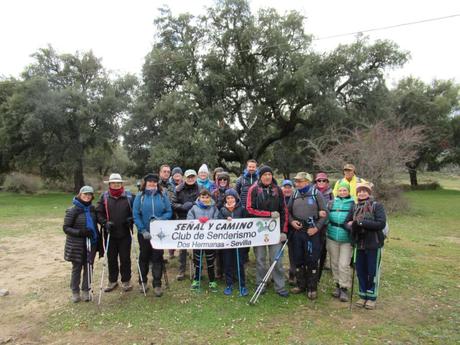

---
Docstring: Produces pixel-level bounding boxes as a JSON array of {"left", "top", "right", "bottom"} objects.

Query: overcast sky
[{"left": 1, "top": 0, "right": 459, "bottom": 87}]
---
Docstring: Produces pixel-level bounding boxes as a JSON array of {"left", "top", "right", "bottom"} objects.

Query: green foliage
[
  {"left": 125, "top": 0, "right": 408, "bottom": 174},
  {"left": 0, "top": 46, "right": 137, "bottom": 192}
]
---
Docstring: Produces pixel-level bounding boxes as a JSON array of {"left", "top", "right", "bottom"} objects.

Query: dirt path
[{"left": 0, "top": 221, "right": 68, "bottom": 345}]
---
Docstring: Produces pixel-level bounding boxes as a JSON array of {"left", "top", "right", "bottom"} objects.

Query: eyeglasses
[{"left": 317, "top": 179, "right": 328, "bottom": 183}]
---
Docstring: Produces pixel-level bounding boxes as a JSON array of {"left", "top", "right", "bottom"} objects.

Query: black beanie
[
  {"left": 144, "top": 173, "right": 159, "bottom": 183},
  {"left": 258, "top": 165, "right": 273, "bottom": 177}
]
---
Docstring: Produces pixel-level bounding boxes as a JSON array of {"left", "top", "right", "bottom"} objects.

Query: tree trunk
[
  {"left": 73, "top": 157, "right": 85, "bottom": 193},
  {"left": 406, "top": 163, "right": 418, "bottom": 187}
]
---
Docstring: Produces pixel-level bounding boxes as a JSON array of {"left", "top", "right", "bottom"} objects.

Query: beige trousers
[{"left": 326, "top": 238, "right": 353, "bottom": 289}]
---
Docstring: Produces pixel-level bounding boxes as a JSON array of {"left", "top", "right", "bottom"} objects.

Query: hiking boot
[
  {"left": 332, "top": 284, "right": 341, "bottom": 298},
  {"left": 176, "top": 271, "right": 185, "bottom": 281},
  {"left": 307, "top": 290, "right": 317, "bottom": 300},
  {"left": 190, "top": 280, "right": 200, "bottom": 290},
  {"left": 277, "top": 289, "right": 289, "bottom": 297},
  {"left": 239, "top": 287, "right": 249, "bottom": 297},
  {"left": 154, "top": 287, "right": 163, "bottom": 297},
  {"left": 71, "top": 292, "right": 81, "bottom": 303},
  {"left": 224, "top": 285, "right": 233, "bottom": 296},
  {"left": 355, "top": 298, "right": 367, "bottom": 308},
  {"left": 209, "top": 281, "right": 218, "bottom": 293},
  {"left": 288, "top": 275, "right": 296, "bottom": 286},
  {"left": 290, "top": 286, "right": 306, "bottom": 294},
  {"left": 81, "top": 290, "right": 91, "bottom": 302},
  {"left": 121, "top": 281, "right": 133, "bottom": 292},
  {"left": 339, "top": 288, "right": 349, "bottom": 302},
  {"left": 104, "top": 281, "right": 118, "bottom": 292},
  {"left": 139, "top": 283, "right": 149, "bottom": 293},
  {"left": 365, "top": 300, "right": 376, "bottom": 310}
]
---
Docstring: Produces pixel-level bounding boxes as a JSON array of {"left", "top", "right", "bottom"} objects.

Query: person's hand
[
  {"left": 319, "top": 210, "right": 327, "bottom": 218},
  {"left": 271, "top": 211, "right": 280, "bottom": 218},
  {"left": 227, "top": 217, "right": 233, "bottom": 221},
  {"left": 80, "top": 228, "right": 92, "bottom": 237},
  {"left": 105, "top": 221, "right": 115, "bottom": 233},
  {"left": 142, "top": 231, "right": 152, "bottom": 240},
  {"left": 280, "top": 232, "right": 287, "bottom": 243},
  {"left": 183, "top": 202, "right": 194, "bottom": 210},
  {"left": 291, "top": 220, "right": 302, "bottom": 230},
  {"left": 307, "top": 227, "right": 318, "bottom": 236},
  {"left": 199, "top": 216, "right": 209, "bottom": 224}
]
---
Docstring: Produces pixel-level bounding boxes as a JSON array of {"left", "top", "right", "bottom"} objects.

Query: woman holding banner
[{"left": 133, "top": 173, "right": 173, "bottom": 297}]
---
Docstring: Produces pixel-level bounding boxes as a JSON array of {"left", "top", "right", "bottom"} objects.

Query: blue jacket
[{"left": 133, "top": 190, "right": 173, "bottom": 233}]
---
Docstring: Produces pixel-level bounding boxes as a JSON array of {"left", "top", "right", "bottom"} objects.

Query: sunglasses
[
  {"left": 217, "top": 177, "right": 228, "bottom": 181},
  {"left": 317, "top": 179, "right": 328, "bottom": 183}
]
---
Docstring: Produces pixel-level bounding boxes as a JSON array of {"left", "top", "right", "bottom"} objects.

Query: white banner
[{"left": 149, "top": 217, "right": 280, "bottom": 249}]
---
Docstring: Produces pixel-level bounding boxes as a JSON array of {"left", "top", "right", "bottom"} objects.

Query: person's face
[
  {"left": 338, "top": 187, "right": 350, "bottom": 198},
  {"left": 173, "top": 173, "right": 183, "bottom": 184},
  {"left": 260, "top": 172, "right": 273, "bottom": 185},
  {"left": 109, "top": 182, "right": 122, "bottom": 190},
  {"left": 160, "top": 167, "right": 171, "bottom": 180},
  {"left": 294, "top": 179, "right": 309, "bottom": 189},
  {"left": 316, "top": 178, "right": 329, "bottom": 187},
  {"left": 247, "top": 162, "right": 257, "bottom": 174},
  {"left": 218, "top": 177, "right": 228, "bottom": 187},
  {"left": 357, "top": 188, "right": 370, "bottom": 200},
  {"left": 80, "top": 193, "right": 93, "bottom": 202},
  {"left": 282, "top": 185, "right": 293, "bottom": 197},
  {"left": 198, "top": 171, "right": 208, "bottom": 180},
  {"left": 226, "top": 195, "right": 236, "bottom": 207},
  {"left": 343, "top": 169, "right": 355, "bottom": 180},
  {"left": 199, "top": 194, "right": 211, "bottom": 203},
  {"left": 185, "top": 175, "right": 196, "bottom": 185},
  {"left": 146, "top": 180, "right": 158, "bottom": 189}
]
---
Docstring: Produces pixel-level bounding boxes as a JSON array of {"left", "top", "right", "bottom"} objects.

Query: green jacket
[{"left": 327, "top": 196, "right": 354, "bottom": 243}]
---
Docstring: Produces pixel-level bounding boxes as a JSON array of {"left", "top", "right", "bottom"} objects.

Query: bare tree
[{"left": 309, "top": 122, "right": 425, "bottom": 195}]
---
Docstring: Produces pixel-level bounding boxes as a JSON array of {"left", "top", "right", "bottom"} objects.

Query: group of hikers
[{"left": 63, "top": 160, "right": 387, "bottom": 310}]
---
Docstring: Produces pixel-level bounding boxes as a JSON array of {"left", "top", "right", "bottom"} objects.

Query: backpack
[
  {"left": 372, "top": 201, "right": 390, "bottom": 239},
  {"left": 292, "top": 187, "right": 321, "bottom": 219}
]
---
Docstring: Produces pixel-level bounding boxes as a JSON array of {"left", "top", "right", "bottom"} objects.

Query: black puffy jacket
[
  {"left": 346, "top": 199, "right": 386, "bottom": 250},
  {"left": 63, "top": 205, "right": 102, "bottom": 263},
  {"left": 218, "top": 203, "right": 247, "bottom": 219},
  {"left": 171, "top": 183, "right": 200, "bottom": 220}
]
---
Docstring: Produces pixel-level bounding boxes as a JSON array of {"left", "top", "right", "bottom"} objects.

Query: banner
[{"left": 149, "top": 217, "right": 280, "bottom": 249}]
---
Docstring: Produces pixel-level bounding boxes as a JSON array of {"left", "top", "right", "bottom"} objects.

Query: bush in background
[{"left": 2, "top": 173, "right": 41, "bottom": 194}]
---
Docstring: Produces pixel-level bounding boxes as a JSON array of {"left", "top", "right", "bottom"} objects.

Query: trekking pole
[
  {"left": 349, "top": 247, "right": 357, "bottom": 311},
  {"left": 86, "top": 238, "right": 93, "bottom": 301},
  {"left": 98, "top": 232, "right": 110, "bottom": 305},
  {"left": 236, "top": 248, "right": 242, "bottom": 296},
  {"left": 131, "top": 229, "right": 147, "bottom": 296},
  {"left": 249, "top": 240, "right": 288, "bottom": 305},
  {"left": 189, "top": 251, "right": 193, "bottom": 282},
  {"left": 197, "top": 250, "right": 203, "bottom": 291},
  {"left": 163, "top": 258, "right": 170, "bottom": 289}
]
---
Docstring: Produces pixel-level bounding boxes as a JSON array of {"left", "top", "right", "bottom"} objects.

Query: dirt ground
[{"left": 0, "top": 219, "right": 70, "bottom": 345}]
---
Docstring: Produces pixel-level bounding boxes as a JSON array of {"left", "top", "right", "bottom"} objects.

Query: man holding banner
[{"left": 246, "top": 165, "right": 289, "bottom": 297}]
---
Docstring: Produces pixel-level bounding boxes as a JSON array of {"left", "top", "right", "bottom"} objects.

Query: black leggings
[{"left": 193, "top": 250, "right": 216, "bottom": 282}]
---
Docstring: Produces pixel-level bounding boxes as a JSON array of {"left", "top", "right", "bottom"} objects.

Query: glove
[
  {"left": 125, "top": 217, "right": 134, "bottom": 226},
  {"left": 80, "top": 228, "right": 92, "bottom": 237},
  {"left": 142, "top": 231, "right": 152, "bottom": 240},
  {"left": 183, "top": 202, "right": 194, "bottom": 211},
  {"left": 199, "top": 216, "right": 209, "bottom": 224},
  {"left": 105, "top": 221, "right": 115, "bottom": 233},
  {"left": 271, "top": 211, "right": 280, "bottom": 218},
  {"left": 280, "top": 232, "right": 287, "bottom": 243}
]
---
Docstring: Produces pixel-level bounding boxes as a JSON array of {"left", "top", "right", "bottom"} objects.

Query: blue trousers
[
  {"left": 222, "top": 248, "right": 246, "bottom": 287},
  {"left": 355, "top": 248, "right": 381, "bottom": 301}
]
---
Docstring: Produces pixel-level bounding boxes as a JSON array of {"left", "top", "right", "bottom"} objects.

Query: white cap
[{"left": 104, "top": 173, "right": 126, "bottom": 184}]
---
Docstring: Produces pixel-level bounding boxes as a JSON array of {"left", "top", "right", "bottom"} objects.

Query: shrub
[{"left": 2, "top": 173, "right": 41, "bottom": 194}]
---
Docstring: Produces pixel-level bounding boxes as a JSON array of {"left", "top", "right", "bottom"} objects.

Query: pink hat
[{"left": 315, "top": 172, "right": 329, "bottom": 182}]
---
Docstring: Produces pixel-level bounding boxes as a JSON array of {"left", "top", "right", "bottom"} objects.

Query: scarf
[
  {"left": 197, "top": 199, "right": 212, "bottom": 209},
  {"left": 109, "top": 186, "right": 124, "bottom": 198},
  {"left": 353, "top": 197, "right": 373, "bottom": 222},
  {"left": 73, "top": 197, "right": 97, "bottom": 246},
  {"left": 297, "top": 184, "right": 312, "bottom": 194},
  {"left": 197, "top": 178, "right": 212, "bottom": 190}
]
